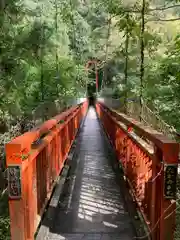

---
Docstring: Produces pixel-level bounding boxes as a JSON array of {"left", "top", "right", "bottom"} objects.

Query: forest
[{"left": 0, "top": 0, "right": 180, "bottom": 239}]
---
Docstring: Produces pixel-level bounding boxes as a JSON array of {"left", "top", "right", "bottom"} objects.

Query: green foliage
[
  {"left": 0, "top": 194, "right": 10, "bottom": 240},
  {"left": 100, "top": 0, "right": 180, "bottom": 133},
  {"left": 0, "top": 0, "right": 98, "bottom": 122}
]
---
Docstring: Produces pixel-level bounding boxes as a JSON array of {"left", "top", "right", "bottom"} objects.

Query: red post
[
  {"left": 6, "top": 144, "right": 25, "bottom": 240},
  {"left": 156, "top": 143, "right": 179, "bottom": 240},
  {"left": 85, "top": 60, "right": 98, "bottom": 94}
]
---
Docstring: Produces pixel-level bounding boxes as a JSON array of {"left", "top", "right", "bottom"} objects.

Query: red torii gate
[{"left": 85, "top": 60, "right": 99, "bottom": 93}]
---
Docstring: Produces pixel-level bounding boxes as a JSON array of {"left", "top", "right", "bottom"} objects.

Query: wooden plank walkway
[{"left": 36, "top": 107, "right": 135, "bottom": 240}]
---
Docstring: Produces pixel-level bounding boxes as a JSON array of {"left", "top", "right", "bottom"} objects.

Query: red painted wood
[
  {"left": 6, "top": 101, "right": 88, "bottom": 240},
  {"left": 96, "top": 102, "right": 179, "bottom": 240}
]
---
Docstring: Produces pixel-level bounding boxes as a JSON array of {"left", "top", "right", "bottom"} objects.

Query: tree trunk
[
  {"left": 40, "top": 21, "right": 45, "bottom": 103},
  {"left": 124, "top": 14, "right": 129, "bottom": 114},
  {"left": 55, "top": 0, "right": 59, "bottom": 96},
  {"left": 102, "top": 16, "right": 111, "bottom": 90},
  {"left": 139, "top": 0, "right": 145, "bottom": 121}
]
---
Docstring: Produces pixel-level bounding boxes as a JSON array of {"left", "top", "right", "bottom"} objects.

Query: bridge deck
[{"left": 37, "top": 107, "right": 135, "bottom": 240}]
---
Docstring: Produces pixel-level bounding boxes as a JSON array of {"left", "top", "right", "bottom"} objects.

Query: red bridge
[{"left": 6, "top": 100, "right": 179, "bottom": 240}]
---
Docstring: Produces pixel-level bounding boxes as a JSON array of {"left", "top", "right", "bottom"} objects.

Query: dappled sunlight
[
  {"left": 44, "top": 106, "right": 134, "bottom": 239},
  {"left": 75, "top": 146, "right": 127, "bottom": 229},
  {"left": 103, "top": 221, "right": 118, "bottom": 228},
  {"left": 78, "top": 212, "right": 93, "bottom": 222}
]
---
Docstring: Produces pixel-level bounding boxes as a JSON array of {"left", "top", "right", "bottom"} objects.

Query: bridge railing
[
  {"left": 96, "top": 101, "right": 179, "bottom": 240},
  {"left": 5, "top": 101, "right": 88, "bottom": 240},
  {"left": 127, "top": 100, "right": 177, "bottom": 140}
]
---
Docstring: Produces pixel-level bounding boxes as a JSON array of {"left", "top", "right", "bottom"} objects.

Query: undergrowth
[{"left": 0, "top": 193, "right": 10, "bottom": 240}]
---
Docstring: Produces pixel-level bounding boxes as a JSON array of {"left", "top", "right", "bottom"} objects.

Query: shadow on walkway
[{"left": 36, "top": 107, "right": 136, "bottom": 240}]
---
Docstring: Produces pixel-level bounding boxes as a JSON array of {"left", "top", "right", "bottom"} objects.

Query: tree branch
[
  {"left": 148, "top": 17, "right": 180, "bottom": 22},
  {"left": 110, "top": 4, "right": 180, "bottom": 16},
  {"left": 149, "top": 4, "right": 180, "bottom": 12}
]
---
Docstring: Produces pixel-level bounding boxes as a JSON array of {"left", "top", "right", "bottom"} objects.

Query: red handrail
[
  {"left": 6, "top": 101, "right": 88, "bottom": 240},
  {"left": 96, "top": 101, "right": 179, "bottom": 240}
]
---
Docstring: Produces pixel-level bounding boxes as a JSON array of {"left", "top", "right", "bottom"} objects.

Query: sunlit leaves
[{"left": 0, "top": 0, "right": 95, "bottom": 122}]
